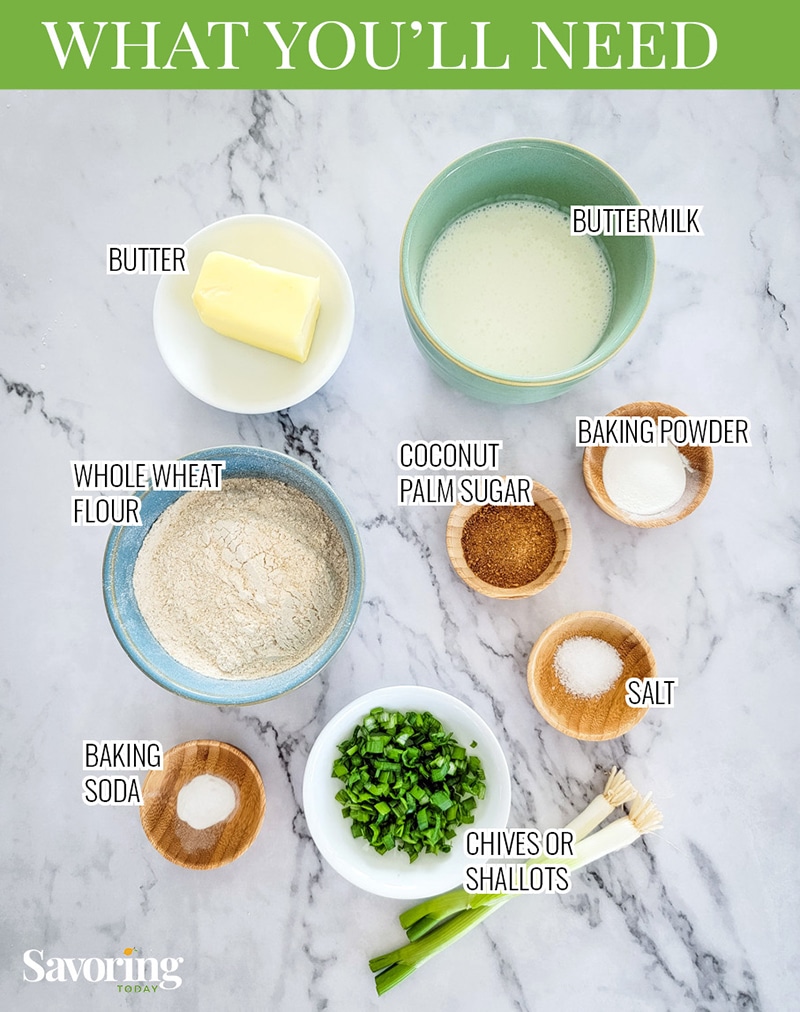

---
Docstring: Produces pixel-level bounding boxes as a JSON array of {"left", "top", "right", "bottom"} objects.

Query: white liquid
[{"left": 420, "top": 200, "right": 613, "bottom": 377}]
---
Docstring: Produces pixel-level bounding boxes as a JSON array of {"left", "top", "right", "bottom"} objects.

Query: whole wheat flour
[{"left": 133, "top": 477, "right": 348, "bottom": 679}]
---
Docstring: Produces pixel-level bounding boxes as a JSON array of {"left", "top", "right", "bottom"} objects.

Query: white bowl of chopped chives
[{"left": 303, "top": 685, "right": 511, "bottom": 899}]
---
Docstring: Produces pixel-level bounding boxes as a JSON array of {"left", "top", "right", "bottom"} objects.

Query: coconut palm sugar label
[{"left": 396, "top": 439, "right": 533, "bottom": 506}]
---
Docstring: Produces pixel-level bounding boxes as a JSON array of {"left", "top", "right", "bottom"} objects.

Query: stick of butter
[{"left": 192, "top": 251, "right": 321, "bottom": 363}]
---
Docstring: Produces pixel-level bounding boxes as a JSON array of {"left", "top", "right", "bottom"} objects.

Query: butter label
[{"left": 106, "top": 244, "right": 188, "bottom": 274}]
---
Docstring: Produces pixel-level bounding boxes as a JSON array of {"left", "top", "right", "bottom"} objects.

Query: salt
[
  {"left": 177, "top": 774, "right": 236, "bottom": 830},
  {"left": 554, "top": 636, "right": 623, "bottom": 698},
  {"left": 602, "top": 444, "right": 688, "bottom": 516}
]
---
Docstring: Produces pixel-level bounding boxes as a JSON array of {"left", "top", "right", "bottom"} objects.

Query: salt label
[{"left": 626, "top": 678, "right": 678, "bottom": 708}]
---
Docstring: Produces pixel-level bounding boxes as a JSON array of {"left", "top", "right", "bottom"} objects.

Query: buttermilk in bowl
[{"left": 419, "top": 199, "right": 612, "bottom": 377}]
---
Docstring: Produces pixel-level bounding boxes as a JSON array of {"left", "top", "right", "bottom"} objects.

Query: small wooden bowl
[
  {"left": 446, "top": 482, "right": 571, "bottom": 599},
  {"left": 527, "top": 611, "right": 656, "bottom": 741},
  {"left": 140, "top": 740, "right": 265, "bottom": 870},
  {"left": 583, "top": 401, "right": 714, "bottom": 527}
]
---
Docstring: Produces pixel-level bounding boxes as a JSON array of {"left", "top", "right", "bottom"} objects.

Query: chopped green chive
[{"left": 332, "top": 707, "right": 486, "bottom": 862}]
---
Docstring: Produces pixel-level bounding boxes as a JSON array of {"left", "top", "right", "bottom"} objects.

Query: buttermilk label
[
  {"left": 82, "top": 739, "right": 163, "bottom": 807},
  {"left": 576, "top": 416, "right": 751, "bottom": 447},
  {"left": 463, "top": 828, "right": 574, "bottom": 894},
  {"left": 70, "top": 459, "right": 226, "bottom": 526},
  {"left": 571, "top": 205, "right": 704, "bottom": 236},
  {"left": 397, "top": 440, "right": 533, "bottom": 506}
]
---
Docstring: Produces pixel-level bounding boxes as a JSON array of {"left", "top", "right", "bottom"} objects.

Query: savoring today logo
[{"left": 22, "top": 946, "right": 184, "bottom": 992}]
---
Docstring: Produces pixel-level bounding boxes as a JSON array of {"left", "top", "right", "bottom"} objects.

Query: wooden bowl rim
[
  {"left": 140, "top": 739, "right": 266, "bottom": 870},
  {"left": 582, "top": 400, "right": 714, "bottom": 528},
  {"left": 445, "top": 481, "right": 572, "bottom": 599},
  {"left": 526, "top": 610, "right": 656, "bottom": 741}
]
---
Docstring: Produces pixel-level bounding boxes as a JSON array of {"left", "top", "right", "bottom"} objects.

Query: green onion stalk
[{"left": 369, "top": 768, "right": 661, "bottom": 996}]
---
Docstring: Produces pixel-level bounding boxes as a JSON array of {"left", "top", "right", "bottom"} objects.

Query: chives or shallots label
[
  {"left": 626, "top": 678, "right": 678, "bottom": 708},
  {"left": 576, "top": 415, "right": 751, "bottom": 446},
  {"left": 464, "top": 863, "right": 571, "bottom": 894},
  {"left": 69, "top": 460, "right": 226, "bottom": 526},
  {"left": 464, "top": 828, "right": 575, "bottom": 858},
  {"left": 463, "top": 828, "right": 574, "bottom": 894},
  {"left": 106, "top": 245, "right": 188, "bottom": 274},
  {"left": 82, "top": 740, "right": 163, "bottom": 807}
]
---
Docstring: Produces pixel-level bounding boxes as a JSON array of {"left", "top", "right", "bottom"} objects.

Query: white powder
[
  {"left": 554, "top": 636, "right": 624, "bottom": 699},
  {"left": 602, "top": 444, "right": 688, "bottom": 516},
  {"left": 177, "top": 774, "right": 236, "bottom": 830},
  {"left": 133, "top": 477, "right": 348, "bottom": 680}
]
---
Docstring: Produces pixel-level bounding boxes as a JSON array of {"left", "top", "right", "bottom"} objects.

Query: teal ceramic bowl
[
  {"left": 103, "top": 446, "right": 365, "bottom": 705},
  {"left": 400, "top": 139, "right": 655, "bottom": 403}
]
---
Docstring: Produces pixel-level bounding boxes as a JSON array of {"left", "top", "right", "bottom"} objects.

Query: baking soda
[{"left": 177, "top": 774, "right": 236, "bottom": 830}]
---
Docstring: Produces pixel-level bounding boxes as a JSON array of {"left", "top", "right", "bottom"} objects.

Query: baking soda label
[
  {"left": 82, "top": 740, "right": 163, "bottom": 807},
  {"left": 83, "top": 740, "right": 163, "bottom": 770},
  {"left": 83, "top": 776, "right": 143, "bottom": 806}
]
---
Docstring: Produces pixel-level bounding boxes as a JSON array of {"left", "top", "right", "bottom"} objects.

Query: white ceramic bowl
[
  {"left": 153, "top": 214, "right": 354, "bottom": 414},
  {"left": 303, "top": 685, "right": 511, "bottom": 899}
]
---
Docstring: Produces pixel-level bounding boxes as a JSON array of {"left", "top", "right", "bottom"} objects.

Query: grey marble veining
[{"left": 1, "top": 89, "right": 798, "bottom": 1011}]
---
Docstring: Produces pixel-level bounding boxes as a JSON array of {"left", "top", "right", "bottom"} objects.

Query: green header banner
[{"left": 3, "top": 2, "right": 797, "bottom": 89}]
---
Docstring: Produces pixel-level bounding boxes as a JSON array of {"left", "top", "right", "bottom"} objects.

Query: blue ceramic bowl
[
  {"left": 103, "top": 446, "right": 364, "bottom": 705},
  {"left": 401, "top": 139, "right": 656, "bottom": 403}
]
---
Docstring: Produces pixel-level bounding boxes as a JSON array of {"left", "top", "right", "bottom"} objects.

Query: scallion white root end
[
  {"left": 627, "top": 792, "right": 663, "bottom": 835},
  {"left": 564, "top": 766, "right": 638, "bottom": 843},
  {"left": 603, "top": 766, "right": 639, "bottom": 808},
  {"left": 371, "top": 771, "right": 664, "bottom": 996}
]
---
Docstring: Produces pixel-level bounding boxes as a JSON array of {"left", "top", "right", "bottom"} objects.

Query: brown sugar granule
[{"left": 461, "top": 505, "right": 557, "bottom": 588}]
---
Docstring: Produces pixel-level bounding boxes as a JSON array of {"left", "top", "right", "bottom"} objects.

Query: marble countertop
[{"left": 1, "top": 89, "right": 798, "bottom": 1012}]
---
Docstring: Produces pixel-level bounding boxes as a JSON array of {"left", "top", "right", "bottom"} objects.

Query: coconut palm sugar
[{"left": 461, "top": 505, "right": 556, "bottom": 588}]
